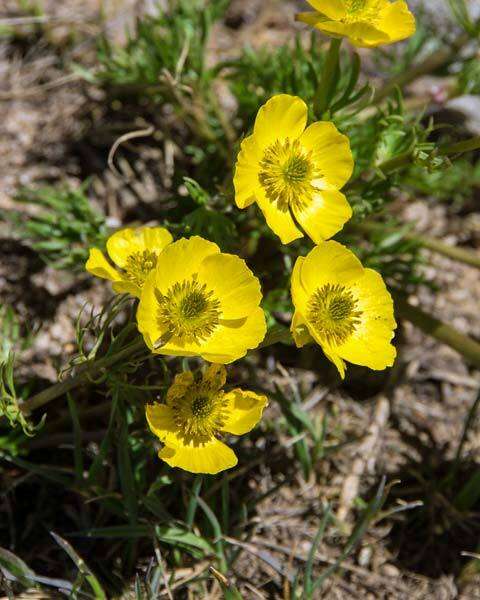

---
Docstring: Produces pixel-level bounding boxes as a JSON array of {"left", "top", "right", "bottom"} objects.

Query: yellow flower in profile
[
  {"left": 146, "top": 364, "right": 268, "bottom": 474},
  {"left": 137, "top": 236, "right": 266, "bottom": 364},
  {"left": 234, "top": 94, "right": 353, "bottom": 245},
  {"left": 86, "top": 227, "right": 173, "bottom": 297},
  {"left": 291, "top": 241, "right": 396, "bottom": 378},
  {"left": 296, "top": 0, "right": 415, "bottom": 48}
]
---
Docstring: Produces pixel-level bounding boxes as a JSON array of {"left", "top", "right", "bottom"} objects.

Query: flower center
[
  {"left": 307, "top": 283, "right": 362, "bottom": 346},
  {"left": 171, "top": 389, "right": 229, "bottom": 441},
  {"left": 258, "top": 138, "right": 320, "bottom": 212},
  {"left": 343, "top": 0, "right": 382, "bottom": 24},
  {"left": 124, "top": 250, "right": 158, "bottom": 287},
  {"left": 155, "top": 276, "right": 221, "bottom": 344}
]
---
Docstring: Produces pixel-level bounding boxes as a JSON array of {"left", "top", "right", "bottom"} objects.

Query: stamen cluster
[
  {"left": 308, "top": 283, "right": 362, "bottom": 346},
  {"left": 258, "top": 138, "right": 319, "bottom": 212},
  {"left": 155, "top": 276, "right": 221, "bottom": 343},
  {"left": 170, "top": 387, "right": 229, "bottom": 442},
  {"left": 124, "top": 250, "right": 159, "bottom": 287}
]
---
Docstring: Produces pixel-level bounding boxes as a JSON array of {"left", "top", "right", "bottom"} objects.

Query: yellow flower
[
  {"left": 234, "top": 94, "right": 353, "bottom": 245},
  {"left": 137, "top": 236, "right": 266, "bottom": 363},
  {"left": 296, "top": 0, "right": 415, "bottom": 48},
  {"left": 146, "top": 364, "right": 268, "bottom": 474},
  {"left": 290, "top": 241, "right": 396, "bottom": 378},
  {"left": 86, "top": 227, "right": 173, "bottom": 297}
]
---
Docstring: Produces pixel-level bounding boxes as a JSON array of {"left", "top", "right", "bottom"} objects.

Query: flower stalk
[
  {"left": 394, "top": 294, "right": 480, "bottom": 369},
  {"left": 314, "top": 38, "right": 342, "bottom": 118},
  {"left": 350, "top": 221, "right": 480, "bottom": 270},
  {"left": 20, "top": 338, "right": 147, "bottom": 415}
]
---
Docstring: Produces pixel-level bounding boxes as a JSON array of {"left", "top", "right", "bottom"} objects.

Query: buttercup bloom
[
  {"left": 234, "top": 94, "right": 353, "bottom": 245},
  {"left": 146, "top": 364, "right": 268, "bottom": 474},
  {"left": 296, "top": 0, "right": 415, "bottom": 48},
  {"left": 291, "top": 241, "right": 396, "bottom": 378},
  {"left": 137, "top": 236, "right": 266, "bottom": 363},
  {"left": 86, "top": 227, "right": 173, "bottom": 297}
]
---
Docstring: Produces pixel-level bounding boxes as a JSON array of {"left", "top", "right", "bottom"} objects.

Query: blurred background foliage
[{"left": 1, "top": 0, "right": 480, "bottom": 597}]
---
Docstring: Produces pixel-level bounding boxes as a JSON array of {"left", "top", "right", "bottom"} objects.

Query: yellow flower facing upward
[
  {"left": 234, "top": 94, "right": 353, "bottom": 245},
  {"left": 146, "top": 364, "right": 268, "bottom": 474},
  {"left": 297, "top": 0, "right": 415, "bottom": 48},
  {"left": 137, "top": 236, "right": 266, "bottom": 364},
  {"left": 291, "top": 241, "right": 396, "bottom": 378},
  {"left": 86, "top": 227, "right": 173, "bottom": 297}
]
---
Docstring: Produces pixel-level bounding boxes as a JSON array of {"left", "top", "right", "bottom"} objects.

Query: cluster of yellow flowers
[{"left": 86, "top": 0, "right": 415, "bottom": 474}]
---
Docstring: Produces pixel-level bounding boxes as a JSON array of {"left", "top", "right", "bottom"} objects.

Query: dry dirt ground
[{"left": 1, "top": 1, "right": 480, "bottom": 598}]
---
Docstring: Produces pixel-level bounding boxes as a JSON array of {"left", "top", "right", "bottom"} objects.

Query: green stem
[
  {"left": 438, "top": 135, "right": 480, "bottom": 156},
  {"left": 20, "top": 338, "right": 146, "bottom": 415},
  {"left": 373, "top": 32, "right": 470, "bottom": 103},
  {"left": 350, "top": 221, "right": 480, "bottom": 269},
  {"left": 19, "top": 295, "right": 480, "bottom": 415},
  {"left": 394, "top": 294, "right": 480, "bottom": 369},
  {"left": 314, "top": 38, "right": 342, "bottom": 118},
  {"left": 349, "top": 134, "right": 480, "bottom": 185}
]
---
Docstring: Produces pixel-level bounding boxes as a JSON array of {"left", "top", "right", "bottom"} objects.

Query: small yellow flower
[
  {"left": 86, "top": 227, "right": 173, "bottom": 297},
  {"left": 137, "top": 236, "right": 266, "bottom": 364},
  {"left": 291, "top": 241, "right": 396, "bottom": 378},
  {"left": 146, "top": 364, "right": 268, "bottom": 474},
  {"left": 234, "top": 94, "right": 353, "bottom": 245},
  {"left": 296, "top": 0, "right": 415, "bottom": 48}
]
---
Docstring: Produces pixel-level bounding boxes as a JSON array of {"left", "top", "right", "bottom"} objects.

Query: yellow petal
[
  {"left": 290, "top": 257, "right": 309, "bottom": 316},
  {"left": 299, "top": 241, "right": 364, "bottom": 293},
  {"left": 137, "top": 271, "right": 164, "bottom": 351},
  {"left": 106, "top": 228, "right": 136, "bottom": 268},
  {"left": 299, "top": 122, "right": 353, "bottom": 190},
  {"left": 296, "top": 11, "right": 333, "bottom": 27},
  {"left": 290, "top": 310, "right": 314, "bottom": 348},
  {"left": 323, "top": 345, "right": 347, "bottom": 379},
  {"left": 112, "top": 280, "right": 142, "bottom": 297},
  {"left": 146, "top": 403, "right": 182, "bottom": 448},
  {"left": 166, "top": 371, "right": 195, "bottom": 406},
  {"left": 198, "top": 253, "right": 262, "bottom": 320},
  {"left": 377, "top": 0, "right": 416, "bottom": 44},
  {"left": 293, "top": 189, "right": 352, "bottom": 244},
  {"left": 339, "top": 22, "right": 389, "bottom": 48},
  {"left": 203, "top": 364, "right": 227, "bottom": 392},
  {"left": 253, "top": 94, "right": 307, "bottom": 151},
  {"left": 305, "top": 0, "right": 346, "bottom": 19},
  {"left": 141, "top": 227, "right": 173, "bottom": 251},
  {"left": 154, "top": 307, "right": 267, "bottom": 364},
  {"left": 222, "top": 389, "right": 268, "bottom": 435},
  {"left": 335, "top": 268, "right": 397, "bottom": 370},
  {"left": 158, "top": 438, "right": 237, "bottom": 474},
  {"left": 197, "top": 307, "right": 267, "bottom": 364},
  {"left": 234, "top": 135, "right": 262, "bottom": 209},
  {"left": 256, "top": 188, "right": 303, "bottom": 244},
  {"left": 107, "top": 226, "right": 172, "bottom": 267},
  {"left": 154, "top": 237, "right": 219, "bottom": 294},
  {"left": 85, "top": 248, "right": 122, "bottom": 282}
]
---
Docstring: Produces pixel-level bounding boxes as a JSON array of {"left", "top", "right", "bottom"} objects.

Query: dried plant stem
[
  {"left": 373, "top": 32, "right": 470, "bottom": 103},
  {"left": 394, "top": 295, "right": 480, "bottom": 369},
  {"left": 350, "top": 221, "right": 480, "bottom": 269}
]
